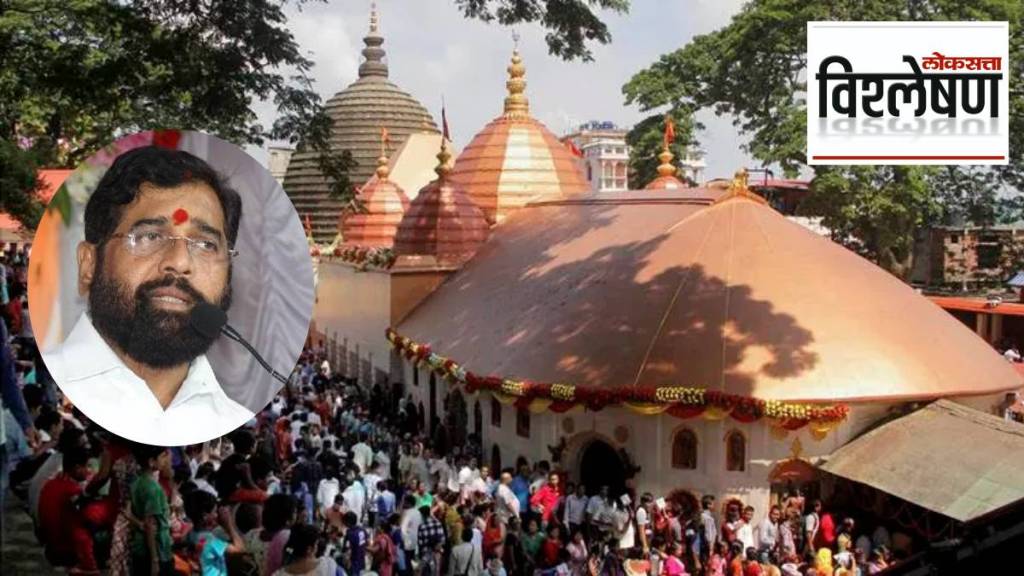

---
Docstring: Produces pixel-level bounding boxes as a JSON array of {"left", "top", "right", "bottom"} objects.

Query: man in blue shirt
[{"left": 510, "top": 461, "right": 531, "bottom": 518}]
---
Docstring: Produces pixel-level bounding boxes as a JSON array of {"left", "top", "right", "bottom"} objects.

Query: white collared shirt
[{"left": 44, "top": 312, "right": 253, "bottom": 446}]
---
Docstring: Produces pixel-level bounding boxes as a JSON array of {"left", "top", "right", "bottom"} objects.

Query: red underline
[{"left": 812, "top": 155, "right": 1005, "bottom": 160}]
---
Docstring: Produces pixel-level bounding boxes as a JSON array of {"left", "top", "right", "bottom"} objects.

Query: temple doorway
[{"left": 578, "top": 439, "right": 627, "bottom": 498}]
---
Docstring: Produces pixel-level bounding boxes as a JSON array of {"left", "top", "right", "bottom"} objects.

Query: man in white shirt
[
  {"left": 563, "top": 484, "right": 588, "bottom": 534},
  {"left": 317, "top": 473, "right": 342, "bottom": 518},
  {"left": 737, "top": 505, "right": 756, "bottom": 552},
  {"left": 587, "top": 486, "right": 612, "bottom": 535},
  {"left": 400, "top": 495, "right": 423, "bottom": 558},
  {"left": 342, "top": 477, "right": 367, "bottom": 522},
  {"left": 448, "top": 527, "right": 484, "bottom": 576},
  {"left": 494, "top": 470, "right": 521, "bottom": 524},
  {"left": 351, "top": 432, "right": 375, "bottom": 474},
  {"left": 42, "top": 146, "right": 253, "bottom": 446},
  {"left": 758, "top": 505, "right": 781, "bottom": 553}
]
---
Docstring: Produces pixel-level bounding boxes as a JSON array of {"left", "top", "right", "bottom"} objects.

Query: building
[
  {"left": 282, "top": 5, "right": 439, "bottom": 243},
  {"left": 308, "top": 48, "right": 1022, "bottom": 528},
  {"left": 564, "top": 121, "right": 707, "bottom": 192},
  {"left": 267, "top": 147, "right": 293, "bottom": 185},
  {"left": 564, "top": 122, "right": 630, "bottom": 192},
  {"left": 913, "top": 224, "right": 1024, "bottom": 291}
]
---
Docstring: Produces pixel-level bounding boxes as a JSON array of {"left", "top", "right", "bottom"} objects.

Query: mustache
[{"left": 136, "top": 275, "right": 208, "bottom": 306}]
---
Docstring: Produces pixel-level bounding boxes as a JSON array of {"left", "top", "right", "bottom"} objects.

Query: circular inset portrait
[{"left": 27, "top": 130, "right": 314, "bottom": 446}]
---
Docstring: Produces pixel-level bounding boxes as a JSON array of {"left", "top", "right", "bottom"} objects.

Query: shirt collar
[{"left": 62, "top": 311, "right": 218, "bottom": 402}]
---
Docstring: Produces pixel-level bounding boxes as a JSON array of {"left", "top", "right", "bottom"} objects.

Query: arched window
[
  {"left": 491, "top": 444, "right": 502, "bottom": 473},
  {"left": 587, "top": 163, "right": 593, "bottom": 181},
  {"left": 516, "top": 408, "right": 530, "bottom": 438},
  {"left": 671, "top": 428, "right": 698, "bottom": 470},
  {"left": 491, "top": 396, "right": 502, "bottom": 428},
  {"left": 474, "top": 400, "right": 483, "bottom": 439},
  {"left": 413, "top": 365, "right": 419, "bottom": 387},
  {"left": 725, "top": 430, "right": 746, "bottom": 472}
]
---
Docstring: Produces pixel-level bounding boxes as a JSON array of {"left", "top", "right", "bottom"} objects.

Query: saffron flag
[
  {"left": 565, "top": 139, "right": 584, "bottom": 158},
  {"left": 381, "top": 126, "right": 390, "bottom": 154},
  {"left": 441, "top": 103, "right": 450, "bottom": 142},
  {"left": 664, "top": 116, "right": 675, "bottom": 149},
  {"left": 304, "top": 214, "right": 312, "bottom": 238}
]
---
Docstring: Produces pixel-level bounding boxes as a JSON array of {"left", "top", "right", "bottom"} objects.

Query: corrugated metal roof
[{"left": 822, "top": 400, "right": 1024, "bottom": 523}]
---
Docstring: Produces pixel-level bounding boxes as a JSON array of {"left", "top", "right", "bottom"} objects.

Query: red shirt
[
  {"left": 744, "top": 562, "right": 763, "bottom": 576},
  {"left": 540, "top": 537, "right": 561, "bottom": 568},
  {"left": 38, "top": 474, "right": 83, "bottom": 556},
  {"left": 530, "top": 485, "right": 561, "bottom": 523}
]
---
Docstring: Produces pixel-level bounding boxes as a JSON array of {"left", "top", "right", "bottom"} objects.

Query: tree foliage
[
  {"left": 623, "top": 0, "right": 1023, "bottom": 280},
  {"left": 0, "top": 0, "right": 354, "bottom": 228},
  {"left": 623, "top": 110, "right": 697, "bottom": 189},
  {"left": 455, "top": 0, "right": 629, "bottom": 61}
]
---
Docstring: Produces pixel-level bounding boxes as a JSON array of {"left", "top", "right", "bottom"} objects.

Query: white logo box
[{"left": 807, "top": 21, "right": 1009, "bottom": 166}]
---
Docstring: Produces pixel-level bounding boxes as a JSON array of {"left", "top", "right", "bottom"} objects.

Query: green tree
[
  {"left": 456, "top": 0, "right": 630, "bottom": 61},
  {"left": 0, "top": 0, "right": 357, "bottom": 229},
  {"left": 624, "top": 110, "right": 697, "bottom": 188},
  {"left": 623, "top": 0, "right": 1023, "bottom": 279},
  {"left": 1, "top": 0, "right": 630, "bottom": 230}
]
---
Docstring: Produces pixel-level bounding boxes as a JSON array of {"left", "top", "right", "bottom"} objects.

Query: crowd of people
[{"left": 2, "top": 244, "right": 910, "bottom": 576}]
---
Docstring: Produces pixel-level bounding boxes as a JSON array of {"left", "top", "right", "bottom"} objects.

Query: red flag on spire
[
  {"left": 441, "top": 102, "right": 450, "bottom": 142},
  {"left": 565, "top": 139, "right": 584, "bottom": 158},
  {"left": 664, "top": 116, "right": 676, "bottom": 148}
]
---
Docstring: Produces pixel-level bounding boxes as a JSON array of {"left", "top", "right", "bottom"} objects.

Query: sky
[{"left": 249, "top": 0, "right": 755, "bottom": 182}]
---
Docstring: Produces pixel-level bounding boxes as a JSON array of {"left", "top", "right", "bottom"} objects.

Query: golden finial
[
  {"left": 435, "top": 139, "right": 453, "bottom": 180},
  {"left": 369, "top": 2, "right": 379, "bottom": 33},
  {"left": 715, "top": 167, "right": 768, "bottom": 206},
  {"left": 376, "top": 127, "right": 390, "bottom": 179},
  {"left": 732, "top": 168, "right": 749, "bottom": 191},
  {"left": 503, "top": 45, "right": 530, "bottom": 118},
  {"left": 656, "top": 149, "right": 677, "bottom": 178}
]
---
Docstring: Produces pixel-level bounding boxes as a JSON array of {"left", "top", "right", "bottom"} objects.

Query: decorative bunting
[{"left": 386, "top": 327, "right": 849, "bottom": 433}]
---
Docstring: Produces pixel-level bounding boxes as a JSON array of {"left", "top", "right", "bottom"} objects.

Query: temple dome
[
  {"left": 283, "top": 5, "right": 438, "bottom": 243},
  {"left": 341, "top": 147, "right": 410, "bottom": 248},
  {"left": 393, "top": 142, "right": 490, "bottom": 267},
  {"left": 645, "top": 148, "right": 689, "bottom": 190},
  {"left": 397, "top": 174, "right": 1021, "bottom": 404},
  {"left": 448, "top": 49, "right": 588, "bottom": 224}
]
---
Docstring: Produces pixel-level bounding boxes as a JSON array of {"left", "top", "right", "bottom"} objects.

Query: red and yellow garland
[{"left": 386, "top": 327, "right": 849, "bottom": 432}]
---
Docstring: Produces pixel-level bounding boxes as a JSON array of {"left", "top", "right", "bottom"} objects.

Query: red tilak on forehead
[{"left": 172, "top": 208, "right": 189, "bottom": 225}]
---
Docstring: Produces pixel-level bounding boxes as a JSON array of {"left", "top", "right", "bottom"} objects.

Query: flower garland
[
  {"left": 385, "top": 327, "right": 850, "bottom": 430},
  {"left": 309, "top": 235, "right": 396, "bottom": 271}
]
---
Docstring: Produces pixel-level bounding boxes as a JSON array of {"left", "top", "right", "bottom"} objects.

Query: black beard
[{"left": 88, "top": 251, "right": 232, "bottom": 369}]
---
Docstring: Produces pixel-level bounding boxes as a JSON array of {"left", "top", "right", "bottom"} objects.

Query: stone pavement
[{"left": 2, "top": 490, "right": 63, "bottom": 575}]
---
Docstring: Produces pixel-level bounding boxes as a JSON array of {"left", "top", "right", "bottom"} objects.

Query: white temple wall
[{"left": 313, "top": 262, "right": 393, "bottom": 385}]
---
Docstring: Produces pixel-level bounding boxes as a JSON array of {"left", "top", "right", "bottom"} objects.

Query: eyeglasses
[{"left": 110, "top": 231, "right": 238, "bottom": 262}]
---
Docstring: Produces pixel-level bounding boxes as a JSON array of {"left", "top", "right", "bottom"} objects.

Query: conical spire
[
  {"left": 376, "top": 130, "right": 390, "bottom": 180},
  {"left": 434, "top": 139, "right": 453, "bottom": 180},
  {"left": 656, "top": 148, "right": 677, "bottom": 178},
  {"left": 359, "top": 2, "right": 388, "bottom": 78},
  {"left": 503, "top": 48, "right": 530, "bottom": 118}
]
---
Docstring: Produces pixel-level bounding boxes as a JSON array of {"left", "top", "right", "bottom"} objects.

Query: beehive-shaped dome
[
  {"left": 398, "top": 171, "right": 1021, "bottom": 404},
  {"left": 341, "top": 145, "right": 410, "bottom": 248},
  {"left": 393, "top": 142, "right": 490, "bottom": 267},
  {"left": 448, "top": 49, "right": 588, "bottom": 224},
  {"left": 283, "top": 5, "right": 438, "bottom": 242}
]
